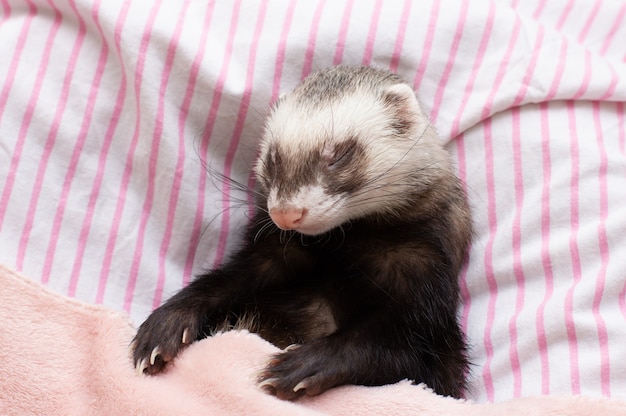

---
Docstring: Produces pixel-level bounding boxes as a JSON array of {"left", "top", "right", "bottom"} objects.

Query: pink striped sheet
[
  {"left": 16, "top": 1, "right": 65, "bottom": 272},
  {"left": 532, "top": 0, "right": 548, "bottom": 19},
  {"left": 480, "top": 13, "right": 521, "bottom": 120},
  {"left": 536, "top": 102, "right": 554, "bottom": 395},
  {"left": 95, "top": 0, "right": 138, "bottom": 304},
  {"left": 450, "top": 0, "right": 494, "bottom": 137},
  {"left": 511, "top": 26, "right": 544, "bottom": 107},
  {"left": 271, "top": 0, "right": 297, "bottom": 99},
  {"left": 555, "top": 0, "right": 575, "bottom": 30},
  {"left": 47, "top": 0, "right": 102, "bottom": 298},
  {"left": 180, "top": 2, "right": 217, "bottom": 287},
  {"left": 0, "top": 0, "right": 10, "bottom": 25},
  {"left": 333, "top": 0, "right": 354, "bottom": 65},
  {"left": 215, "top": 0, "right": 269, "bottom": 282},
  {"left": 480, "top": 116, "right": 498, "bottom": 402},
  {"left": 148, "top": 0, "right": 194, "bottom": 310},
  {"left": 300, "top": 0, "right": 325, "bottom": 80},
  {"left": 429, "top": 0, "right": 468, "bottom": 125},
  {"left": 577, "top": 0, "right": 601, "bottom": 45},
  {"left": 599, "top": 3, "right": 626, "bottom": 57},
  {"left": 387, "top": 0, "right": 411, "bottom": 72},
  {"left": 564, "top": 101, "right": 582, "bottom": 395},
  {"left": 478, "top": 11, "right": 524, "bottom": 400},
  {"left": 508, "top": 107, "right": 526, "bottom": 397},
  {"left": 591, "top": 101, "right": 611, "bottom": 396},
  {"left": 456, "top": 131, "right": 470, "bottom": 329},
  {"left": 412, "top": 0, "right": 439, "bottom": 91},
  {"left": 208, "top": 0, "right": 243, "bottom": 270},
  {"left": 1, "top": 0, "right": 626, "bottom": 405},
  {"left": 0, "top": 0, "right": 39, "bottom": 233},
  {"left": 115, "top": 0, "right": 165, "bottom": 313},
  {"left": 244, "top": 0, "right": 298, "bottom": 215},
  {"left": 360, "top": 0, "right": 382, "bottom": 67},
  {"left": 93, "top": 1, "right": 132, "bottom": 304}
]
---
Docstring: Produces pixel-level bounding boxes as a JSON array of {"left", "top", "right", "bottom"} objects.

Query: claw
[
  {"left": 182, "top": 328, "right": 190, "bottom": 344},
  {"left": 268, "top": 357, "right": 282, "bottom": 366},
  {"left": 135, "top": 358, "right": 148, "bottom": 376},
  {"left": 284, "top": 343, "right": 300, "bottom": 351},
  {"left": 293, "top": 381, "right": 307, "bottom": 393},
  {"left": 258, "top": 377, "right": 279, "bottom": 390},
  {"left": 150, "top": 346, "right": 161, "bottom": 366}
]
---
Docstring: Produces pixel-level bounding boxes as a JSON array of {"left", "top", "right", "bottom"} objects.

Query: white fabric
[{"left": 1, "top": 0, "right": 625, "bottom": 403}]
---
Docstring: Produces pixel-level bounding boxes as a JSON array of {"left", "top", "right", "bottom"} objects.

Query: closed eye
[{"left": 329, "top": 140, "right": 357, "bottom": 169}]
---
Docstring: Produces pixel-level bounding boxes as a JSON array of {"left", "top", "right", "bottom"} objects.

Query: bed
[{"left": 1, "top": 0, "right": 625, "bottom": 413}]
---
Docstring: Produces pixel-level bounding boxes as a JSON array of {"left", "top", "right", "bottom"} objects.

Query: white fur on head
[{"left": 255, "top": 68, "right": 448, "bottom": 235}]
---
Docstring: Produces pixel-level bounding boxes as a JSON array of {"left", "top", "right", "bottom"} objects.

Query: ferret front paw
[
  {"left": 258, "top": 343, "right": 345, "bottom": 400},
  {"left": 131, "top": 307, "right": 201, "bottom": 375}
]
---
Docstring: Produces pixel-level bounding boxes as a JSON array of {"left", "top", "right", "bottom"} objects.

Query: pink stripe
[
  {"left": 511, "top": 26, "right": 544, "bottom": 107},
  {"left": 0, "top": 0, "right": 34, "bottom": 124},
  {"left": 480, "top": 14, "right": 521, "bottom": 120},
  {"left": 125, "top": 0, "right": 191, "bottom": 312},
  {"left": 182, "top": 1, "right": 217, "bottom": 287},
  {"left": 67, "top": 0, "right": 113, "bottom": 299},
  {"left": 194, "top": 0, "right": 241, "bottom": 270},
  {"left": 596, "top": 8, "right": 623, "bottom": 100},
  {"left": 333, "top": 0, "right": 354, "bottom": 65},
  {"left": 599, "top": 3, "right": 626, "bottom": 56},
  {"left": 0, "top": 0, "right": 11, "bottom": 27},
  {"left": 250, "top": 0, "right": 298, "bottom": 206},
  {"left": 508, "top": 107, "right": 525, "bottom": 397},
  {"left": 556, "top": 0, "right": 574, "bottom": 31},
  {"left": 568, "top": 1, "right": 599, "bottom": 100},
  {"left": 214, "top": 0, "right": 268, "bottom": 271},
  {"left": 130, "top": 0, "right": 192, "bottom": 310},
  {"left": 620, "top": 279, "right": 626, "bottom": 321},
  {"left": 429, "top": 0, "right": 468, "bottom": 124},
  {"left": 577, "top": 0, "right": 601, "bottom": 45},
  {"left": 450, "top": 1, "right": 495, "bottom": 137},
  {"left": 455, "top": 132, "right": 473, "bottom": 358},
  {"left": 618, "top": 101, "right": 625, "bottom": 324},
  {"left": 92, "top": 3, "right": 130, "bottom": 304},
  {"left": 412, "top": 0, "right": 440, "bottom": 90},
  {"left": 618, "top": 102, "right": 625, "bottom": 155},
  {"left": 388, "top": 0, "right": 411, "bottom": 73},
  {"left": 571, "top": 50, "right": 591, "bottom": 100},
  {"left": 598, "top": 63, "right": 618, "bottom": 101},
  {"left": 564, "top": 101, "right": 581, "bottom": 395},
  {"left": 592, "top": 101, "right": 611, "bottom": 396},
  {"left": 95, "top": 0, "right": 149, "bottom": 305},
  {"left": 481, "top": 118, "right": 498, "bottom": 402},
  {"left": 535, "top": 102, "right": 553, "bottom": 395},
  {"left": 532, "top": 0, "right": 548, "bottom": 19},
  {"left": 40, "top": 0, "right": 90, "bottom": 292},
  {"left": 543, "top": 39, "right": 568, "bottom": 101},
  {"left": 271, "top": 0, "right": 297, "bottom": 101},
  {"left": 300, "top": 0, "right": 325, "bottom": 79},
  {"left": 361, "top": 0, "right": 382, "bottom": 66},
  {"left": 0, "top": 0, "right": 37, "bottom": 233},
  {"left": 15, "top": 2, "right": 64, "bottom": 271}
]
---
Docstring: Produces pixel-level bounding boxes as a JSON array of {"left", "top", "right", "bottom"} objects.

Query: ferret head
[{"left": 254, "top": 66, "right": 450, "bottom": 236}]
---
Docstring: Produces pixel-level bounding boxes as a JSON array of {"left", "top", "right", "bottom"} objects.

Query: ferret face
[{"left": 254, "top": 66, "right": 446, "bottom": 236}]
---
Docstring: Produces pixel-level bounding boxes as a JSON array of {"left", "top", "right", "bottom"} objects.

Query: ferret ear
[
  {"left": 382, "top": 83, "right": 423, "bottom": 137},
  {"left": 383, "top": 83, "right": 419, "bottom": 103}
]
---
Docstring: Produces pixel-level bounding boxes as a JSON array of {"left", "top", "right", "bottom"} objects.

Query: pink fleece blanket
[{"left": 1, "top": 263, "right": 624, "bottom": 416}]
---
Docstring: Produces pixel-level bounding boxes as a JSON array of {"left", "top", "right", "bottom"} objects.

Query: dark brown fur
[{"left": 132, "top": 66, "right": 473, "bottom": 400}]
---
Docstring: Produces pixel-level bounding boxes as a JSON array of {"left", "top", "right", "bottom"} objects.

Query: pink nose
[{"left": 269, "top": 208, "right": 305, "bottom": 230}]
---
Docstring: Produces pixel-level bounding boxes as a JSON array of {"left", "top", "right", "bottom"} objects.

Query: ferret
[{"left": 132, "top": 65, "right": 473, "bottom": 400}]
